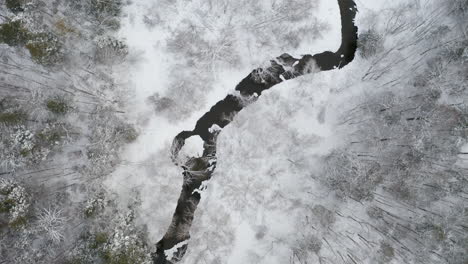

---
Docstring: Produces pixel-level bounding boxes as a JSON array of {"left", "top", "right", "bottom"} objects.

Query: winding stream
[{"left": 153, "top": 0, "right": 358, "bottom": 262}]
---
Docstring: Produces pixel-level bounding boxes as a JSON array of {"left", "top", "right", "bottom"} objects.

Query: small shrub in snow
[
  {"left": 94, "top": 36, "right": 128, "bottom": 64},
  {"left": 377, "top": 241, "right": 395, "bottom": 263},
  {"left": 46, "top": 98, "right": 69, "bottom": 115},
  {"left": 115, "top": 124, "right": 138, "bottom": 143},
  {"left": 37, "top": 123, "right": 66, "bottom": 146},
  {"left": 54, "top": 19, "right": 76, "bottom": 35},
  {"left": 358, "top": 29, "right": 383, "bottom": 59},
  {"left": 0, "top": 110, "right": 27, "bottom": 126},
  {"left": 84, "top": 194, "right": 105, "bottom": 218},
  {"left": 93, "top": 232, "right": 108, "bottom": 247},
  {"left": 70, "top": 209, "right": 151, "bottom": 264},
  {"left": 12, "top": 126, "right": 35, "bottom": 158},
  {"left": 311, "top": 204, "right": 336, "bottom": 228},
  {"left": 37, "top": 207, "right": 66, "bottom": 243},
  {"left": 0, "top": 20, "right": 30, "bottom": 46},
  {"left": 85, "top": 108, "right": 138, "bottom": 176},
  {"left": 0, "top": 20, "right": 62, "bottom": 66},
  {"left": 323, "top": 150, "right": 383, "bottom": 201},
  {"left": 5, "top": 0, "right": 25, "bottom": 13},
  {"left": 88, "top": 0, "right": 122, "bottom": 17},
  {"left": 87, "top": 0, "right": 123, "bottom": 31},
  {"left": 450, "top": 0, "right": 468, "bottom": 16},
  {"left": 0, "top": 178, "right": 30, "bottom": 227},
  {"left": 101, "top": 211, "right": 152, "bottom": 264},
  {"left": 0, "top": 126, "right": 38, "bottom": 170},
  {"left": 25, "top": 32, "right": 63, "bottom": 66}
]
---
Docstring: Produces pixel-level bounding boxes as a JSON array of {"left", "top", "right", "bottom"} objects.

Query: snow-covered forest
[{"left": 0, "top": 0, "right": 467, "bottom": 263}]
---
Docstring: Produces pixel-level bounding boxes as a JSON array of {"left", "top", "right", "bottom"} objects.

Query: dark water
[{"left": 153, "top": 0, "right": 358, "bottom": 262}]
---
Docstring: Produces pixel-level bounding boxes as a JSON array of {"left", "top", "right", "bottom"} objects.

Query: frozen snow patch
[
  {"left": 178, "top": 135, "right": 204, "bottom": 159},
  {"left": 164, "top": 240, "right": 188, "bottom": 260},
  {"left": 191, "top": 181, "right": 208, "bottom": 195},
  {"left": 208, "top": 124, "right": 221, "bottom": 133}
]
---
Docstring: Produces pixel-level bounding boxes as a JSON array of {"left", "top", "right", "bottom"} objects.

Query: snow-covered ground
[
  {"left": 105, "top": 0, "right": 342, "bottom": 242},
  {"left": 104, "top": 0, "right": 468, "bottom": 263}
]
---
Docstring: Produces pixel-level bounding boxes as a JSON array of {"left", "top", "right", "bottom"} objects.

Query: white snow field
[{"left": 102, "top": 0, "right": 467, "bottom": 263}]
